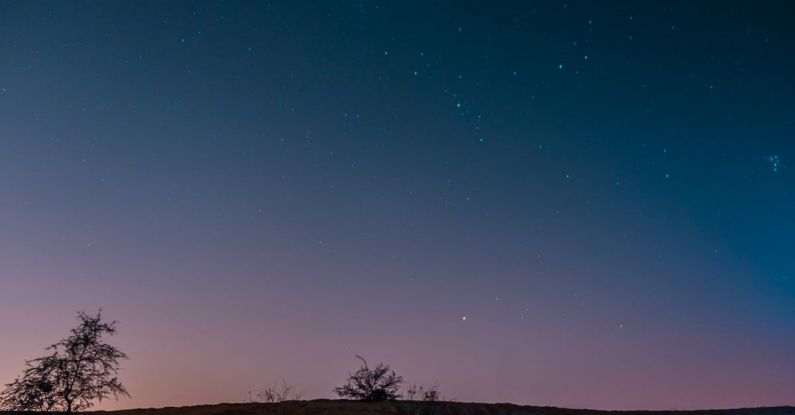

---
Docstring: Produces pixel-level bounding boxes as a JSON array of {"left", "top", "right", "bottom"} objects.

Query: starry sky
[{"left": 1, "top": 0, "right": 794, "bottom": 411}]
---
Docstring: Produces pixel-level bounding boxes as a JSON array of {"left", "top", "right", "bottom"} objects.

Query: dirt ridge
[{"left": 10, "top": 401, "right": 789, "bottom": 415}]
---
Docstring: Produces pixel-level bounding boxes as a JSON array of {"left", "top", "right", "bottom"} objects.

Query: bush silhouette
[
  {"left": 0, "top": 310, "right": 129, "bottom": 413},
  {"left": 334, "top": 355, "right": 403, "bottom": 401}
]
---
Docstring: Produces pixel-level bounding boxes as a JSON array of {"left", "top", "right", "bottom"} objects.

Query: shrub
[{"left": 334, "top": 355, "right": 403, "bottom": 401}]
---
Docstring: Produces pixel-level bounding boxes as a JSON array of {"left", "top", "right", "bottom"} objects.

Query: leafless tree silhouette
[
  {"left": 0, "top": 310, "right": 130, "bottom": 413},
  {"left": 334, "top": 355, "right": 403, "bottom": 401}
]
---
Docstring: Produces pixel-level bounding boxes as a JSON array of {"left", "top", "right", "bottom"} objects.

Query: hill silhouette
[{"left": 4, "top": 401, "right": 789, "bottom": 415}]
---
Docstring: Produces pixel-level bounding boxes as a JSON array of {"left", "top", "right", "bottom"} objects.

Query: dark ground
[{"left": 15, "top": 401, "right": 790, "bottom": 415}]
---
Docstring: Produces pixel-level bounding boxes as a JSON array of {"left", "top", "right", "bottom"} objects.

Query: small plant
[
  {"left": 334, "top": 355, "right": 403, "bottom": 401},
  {"left": 405, "top": 384, "right": 441, "bottom": 402},
  {"left": 247, "top": 378, "right": 303, "bottom": 403},
  {"left": 423, "top": 387, "right": 440, "bottom": 402}
]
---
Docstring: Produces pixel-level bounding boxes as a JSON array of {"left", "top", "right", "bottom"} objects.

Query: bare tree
[
  {"left": 0, "top": 354, "right": 60, "bottom": 412},
  {"left": 334, "top": 355, "right": 403, "bottom": 401},
  {"left": 0, "top": 310, "right": 130, "bottom": 414}
]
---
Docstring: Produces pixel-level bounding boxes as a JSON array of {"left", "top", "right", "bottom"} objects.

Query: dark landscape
[
  {"left": 2, "top": 0, "right": 794, "bottom": 413},
  {"left": 77, "top": 402, "right": 795, "bottom": 415}
]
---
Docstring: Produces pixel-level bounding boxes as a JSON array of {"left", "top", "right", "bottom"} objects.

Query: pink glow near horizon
[{"left": 2, "top": 1, "right": 795, "bottom": 410}]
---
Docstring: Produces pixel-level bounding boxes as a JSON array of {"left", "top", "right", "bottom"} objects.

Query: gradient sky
[{"left": 1, "top": 0, "right": 794, "bottom": 411}]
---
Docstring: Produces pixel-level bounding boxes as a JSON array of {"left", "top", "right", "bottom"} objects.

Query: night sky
[{"left": 1, "top": 0, "right": 794, "bottom": 410}]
